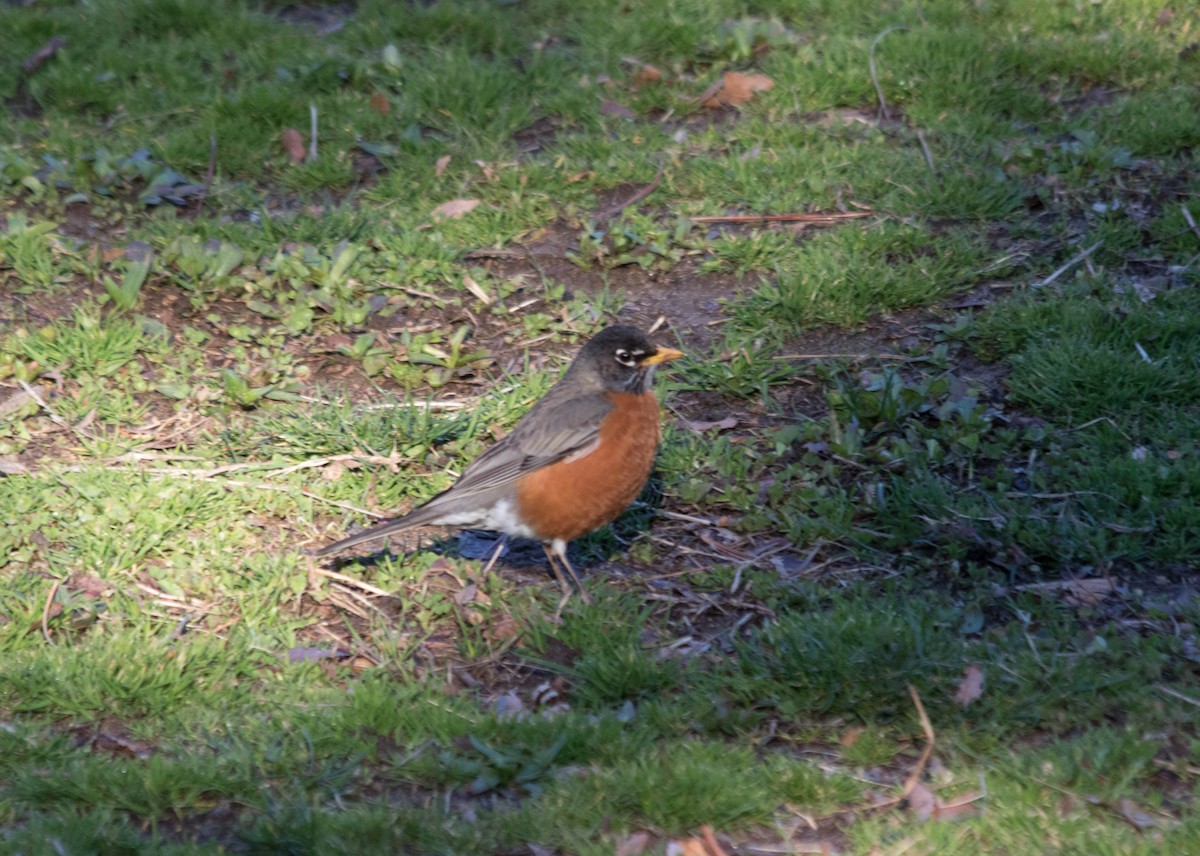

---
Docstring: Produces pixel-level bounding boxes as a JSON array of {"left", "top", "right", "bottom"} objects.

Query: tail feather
[{"left": 314, "top": 506, "right": 441, "bottom": 557}]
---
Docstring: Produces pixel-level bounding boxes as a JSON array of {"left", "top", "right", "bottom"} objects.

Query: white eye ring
[{"left": 615, "top": 349, "right": 637, "bottom": 366}]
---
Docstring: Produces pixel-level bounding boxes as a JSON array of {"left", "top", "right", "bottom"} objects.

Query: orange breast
[{"left": 515, "top": 391, "right": 662, "bottom": 542}]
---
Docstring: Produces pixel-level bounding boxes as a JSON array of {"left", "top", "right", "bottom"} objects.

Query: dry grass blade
[
  {"left": 902, "top": 683, "right": 936, "bottom": 798},
  {"left": 688, "top": 212, "right": 872, "bottom": 224},
  {"left": 41, "top": 577, "right": 62, "bottom": 645}
]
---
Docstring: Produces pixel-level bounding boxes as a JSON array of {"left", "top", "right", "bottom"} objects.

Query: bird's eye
[{"left": 615, "top": 349, "right": 636, "bottom": 366}]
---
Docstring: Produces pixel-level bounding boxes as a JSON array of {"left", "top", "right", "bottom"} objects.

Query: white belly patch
[{"left": 432, "top": 498, "right": 538, "bottom": 540}]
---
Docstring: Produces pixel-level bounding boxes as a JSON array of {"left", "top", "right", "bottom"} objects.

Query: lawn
[{"left": 1, "top": 0, "right": 1198, "bottom": 853}]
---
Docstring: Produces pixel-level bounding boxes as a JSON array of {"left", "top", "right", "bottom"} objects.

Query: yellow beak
[{"left": 640, "top": 346, "right": 684, "bottom": 366}]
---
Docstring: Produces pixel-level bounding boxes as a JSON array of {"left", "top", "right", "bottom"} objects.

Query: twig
[
  {"left": 21, "top": 36, "right": 66, "bottom": 75},
  {"left": 594, "top": 158, "right": 664, "bottom": 221},
  {"left": 869, "top": 26, "right": 907, "bottom": 121},
  {"left": 1037, "top": 240, "right": 1103, "bottom": 287},
  {"left": 688, "top": 211, "right": 873, "bottom": 224},
  {"left": 916, "top": 129, "right": 937, "bottom": 173},
  {"left": 1153, "top": 757, "right": 1200, "bottom": 777},
  {"left": 1157, "top": 684, "right": 1200, "bottom": 709},
  {"left": 64, "top": 452, "right": 407, "bottom": 482},
  {"left": 16, "top": 378, "right": 87, "bottom": 438},
  {"left": 42, "top": 578, "right": 63, "bottom": 645},
  {"left": 656, "top": 509, "right": 718, "bottom": 526},
  {"left": 902, "top": 684, "right": 936, "bottom": 797},
  {"left": 1180, "top": 204, "right": 1200, "bottom": 242},
  {"left": 311, "top": 567, "right": 396, "bottom": 599}
]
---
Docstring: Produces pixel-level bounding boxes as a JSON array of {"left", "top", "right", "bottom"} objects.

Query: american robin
[{"left": 316, "top": 325, "right": 684, "bottom": 602}]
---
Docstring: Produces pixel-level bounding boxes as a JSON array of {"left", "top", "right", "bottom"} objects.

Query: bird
[{"left": 316, "top": 325, "right": 684, "bottom": 603}]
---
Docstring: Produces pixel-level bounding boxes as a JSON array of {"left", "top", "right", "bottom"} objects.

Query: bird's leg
[
  {"left": 479, "top": 533, "right": 508, "bottom": 578},
  {"left": 543, "top": 540, "right": 591, "bottom": 605},
  {"left": 541, "top": 543, "right": 572, "bottom": 599}
]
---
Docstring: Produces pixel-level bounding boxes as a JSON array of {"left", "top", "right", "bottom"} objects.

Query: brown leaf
[
  {"left": 67, "top": 574, "right": 112, "bottom": 598},
  {"left": 454, "top": 583, "right": 478, "bottom": 605},
  {"left": 0, "top": 456, "right": 29, "bottom": 475},
  {"left": 369, "top": 91, "right": 391, "bottom": 114},
  {"left": 435, "top": 154, "right": 452, "bottom": 177},
  {"left": 840, "top": 725, "right": 864, "bottom": 747},
  {"left": 633, "top": 65, "right": 663, "bottom": 86},
  {"left": 600, "top": 99, "right": 636, "bottom": 119},
  {"left": 616, "top": 831, "right": 652, "bottom": 856},
  {"left": 0, "top": 390, "right": 35, "bottom": 421},
  {"left": 703, "top": 71, "right": 775, "bottom": 108},
  {"left": 427, "top": 557, "right": 458, "bottom": 575},
  {"left": 953, "top": 664, "right": 984, "bottom": 707},
  {"left": 488, "top": 615, "right": 521, "bottom": 642},
  {"left": 280, "top": 128, "right": 306, "bottom": 163},
  {"left": 667, "top": 826, "right": 728, "bottom": 856},
  {"left": 682, "top": 416, "right": 738, "bottom": 434},
  {"left": 431, "top": 198, "right": 481, "bottom": 219},
  {"left": 1017, "top": 577, "right": 1115, "bottom": 606}
]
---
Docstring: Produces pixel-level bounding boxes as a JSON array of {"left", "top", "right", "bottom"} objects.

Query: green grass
[{"left": 2, "top": 0, "right": 1199, "bottom": 851}]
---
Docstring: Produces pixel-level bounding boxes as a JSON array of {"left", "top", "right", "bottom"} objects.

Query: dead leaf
[
  {"left": 488, "top": 615, "right": 521, "bottom": 642},
  {"left": 0, "top": 390, "right": 35, "bottom": 422},
  {"left": 840, "top": 725, "right": 864, "bottom": 747},
  {"left": 431, "top": 198, "right": 480, "bottom": 219},
  {"left": 616, "top": 831, "right": 652, "bottom": 856},
  {"left": 632, "top": 65, "right": 663, "bottom": 87},
  {"left": 454, "top": 583, "right": 478, "bottom": 606},
  {"left": 667, "top": 826, "right": 728, "bottom": 856},
  {"left": 702, "top": 71, "right": 774, "bottom": 108},
  {"left": 682, "top": 416, "right": 738, "bottom": 433},
  {"left": 600, "top": 99, "right": 636, "bottom": 118},
  {"left": 435, "top": 154, "right": 452, "bottom": 176},
  {"left": 462, "top": 274, "right": 492, "bottom": 304},
  {"left": 67, "top": 574, "right": 112, "bottom": 598},
  {"left": 281, "top": 128, "right": 306, "bottom": 163},
  {"left": 473, "top": 159, "right": 501, "bottom": 181},
  {"left": 1016, "top": 577, "right": 1115, "bottom": 606},
  {"left": 427, "top": 558, "right": 459, "bottom": 576},
  {"left": 0, "top": 457, "right": 29, "bottom": 475},
  {"left": 953, "top": 665, "right": 984, "bottom": 707},
  {"left": 369, "top": 91, "right": 391, "bottom": 114}
]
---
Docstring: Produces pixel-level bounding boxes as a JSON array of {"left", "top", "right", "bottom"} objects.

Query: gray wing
[
  {"left": 314, "top": 381, "right": 611, "bottom": 556},
  {"left": 416, "top": 382, "right": 612, "bottom": 513}
]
